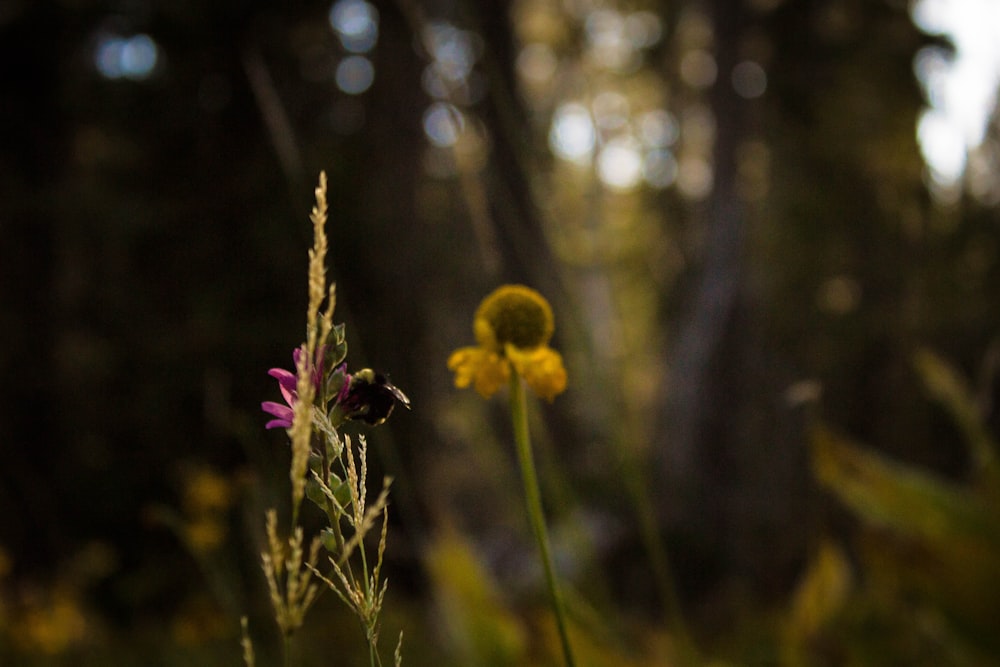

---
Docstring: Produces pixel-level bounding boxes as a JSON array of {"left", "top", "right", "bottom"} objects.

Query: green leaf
[
  {"left": 331, "top": 478, "right": 352, "bottom": 508},
  {"left": 305, "top": 475, "right": 327, "bottom": 509},
  {"left": 324, "top": 364, "right": 347, "bottom": 413},
  {"left": 913, "top": 348, "right": 998, "bottom": 476},
  {"left": 811, "top": 425, "right": 1000, "bottom": 547},
  {"left": 812, "top": 425, "right": 1000, "bottom": 652},
  {"left": 783, "top": 539, "right": 852, "bottom": 666},
  {"left": 320, "top": 527, "right": 339, "bottom": 554},
  {"left": 324, "top": 322, "right": 348, "bottom": 368}
]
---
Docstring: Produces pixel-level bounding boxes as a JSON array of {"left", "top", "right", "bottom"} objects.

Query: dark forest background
[{"left": 3, "top": 0, "right": 1000, "bottom": 664}]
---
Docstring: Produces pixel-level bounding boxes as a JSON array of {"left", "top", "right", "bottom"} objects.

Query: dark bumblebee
[{"left": 338, "top": 369, "right": 410, "bottom": 425}]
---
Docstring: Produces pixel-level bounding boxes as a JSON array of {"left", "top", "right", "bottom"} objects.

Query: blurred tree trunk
[
  {"left": 655, "top": 0, "right": 813, "bottom": 600},
  {"left": 658, "top": 0, "right": 751, "bottom": 513},
  {"left": 662, "top": 0, "right": 749, "bottom": 483},
  {"left": 470, "top": 0, "right": 572, "bottom": 308},
  {"left": 652, "top": 0, "right": 939, "bottom": 608}
]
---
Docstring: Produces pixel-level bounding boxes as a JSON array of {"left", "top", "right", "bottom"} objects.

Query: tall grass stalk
[{"left": 254, "top": 171, "right": 407, "bottom": 667}]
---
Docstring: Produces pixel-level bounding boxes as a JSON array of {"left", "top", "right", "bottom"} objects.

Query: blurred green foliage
[{"left": 793, "top": 350, "right": 1000, "bottom": 666}]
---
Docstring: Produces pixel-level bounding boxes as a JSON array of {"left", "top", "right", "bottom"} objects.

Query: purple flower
[{"left": 261, "top": 346, "right": 324, "bottom": 429}]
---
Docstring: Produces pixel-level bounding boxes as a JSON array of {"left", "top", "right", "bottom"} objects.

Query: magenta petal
[
  {"left": 260, "top": 401, "right": 295, "bottom": 428},
  {"left": 264, "top": 346, "right": 325, "bottom": 430},
  {"left": 268, "top": 367, "right": 295, "bottom": 381},
  {"left": 269, "top": 368, "right": 298, "bottom": 391},
  {"left": 279, "top": 383, "right": 297, "bottom": 407},
  {"left": 291, "top": 346, "right": 324, "bottom": 390},
  {"left": 267, "top": 368, "right": 298, "bottom": 406}
]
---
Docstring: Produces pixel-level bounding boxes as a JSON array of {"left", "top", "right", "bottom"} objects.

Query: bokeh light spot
[
  {"left": 913, "top": 45, "right": 952, "bottom": 108},
  {"left": 335, "top": 55, "right": 375, "bottom": 95},
  {"left": 680, "top": 49, "right": 717, "bottom": 88},
  {"left": 585, "top": 9, "right": 634, "bottom": 71},
  {"left": 597, "top": 136, "right": 643, "bottom": 191},
  {"left": 676, "top": 157, "right": 714, "bottom": 199},
  {"left": 637, "top": 109, "right": 679, "bottom": 148},
  {"left": 592, "top": 91, "right": 630, "bottom": 131},
  {"left": 643, "top": 149, "right": 679, "bottom": 189},
  {"left": 421, "top": 65, "right": 448, "bottom": 100},
  {"left": 624, "top": 11, "right": 663, "bottom": 49},
  {"left": 95, "top": 33, "right": 158, "bottom": 80},
  {"left": 732, "top": 60, "right": 767, "bottom": 99},
  {"left": 917, "top": 108, "right": 967, "bottom": 185},
  {"left": 329, "top": 0, "right": 379, "bottom": 53},
  {"left": 517, "top": 43, "right": 558, "bottom": 85},
  {"left": 912, "top": 0, "right": 1000, "bottom": 194},
  {"left": 549, "top": 102, "right": 596, "bottom": 164},
  {"left": 424, "top": 22, "right": 480, "bottom": 83},
  {"left": 423, "top": 102, "right": 464, "bottom": 147}
]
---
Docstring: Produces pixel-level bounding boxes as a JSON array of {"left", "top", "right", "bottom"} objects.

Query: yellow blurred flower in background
[
  {"left": 12, "top": 588, "right": 89, "bottom": 656},
  {"left": 182, "top": 466, "right": 233, "bottom": 516},
  {"left": 181, "top": 466, "right": 234, "bottom": 554},
  {"left": 448, "top": 285, "right": 567, "bottom": 401}
]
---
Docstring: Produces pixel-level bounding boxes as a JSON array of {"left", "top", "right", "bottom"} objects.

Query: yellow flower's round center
[{"left": 474, "top": 285, "right": 554, "bottom": 351}]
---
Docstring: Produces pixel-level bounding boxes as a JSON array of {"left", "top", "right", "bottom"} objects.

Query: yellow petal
[
  {"left": 448, "top": 347, "right": 510, "bottom": 398},
  {"left": 473, "top": 355, "right": 510, "bottom": 398},
  {"left": 448, "top": 347, "right": 482, "bottom": 389},
  {"left": 506, "top": 345, "right": 567, "bottom": 402}
]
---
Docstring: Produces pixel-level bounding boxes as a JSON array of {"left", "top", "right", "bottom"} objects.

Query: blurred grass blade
[
  {"left": 811, "top": 425, "right": 1000, "bottom": 547},
  {"left": 913, "top": 348, "right": 998, "bottom": 475},
  {"left": 425, "top": 530, "right": 527, "bottom": 665},
  {"left": 783, "top": 539, "right": 852, "bottom": 667}
]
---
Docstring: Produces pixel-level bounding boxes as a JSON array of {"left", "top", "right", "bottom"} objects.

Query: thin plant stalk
[
  {"left": 617, "top": 438, "right": 698, "bottom": 664},
  {"left": 509, "top": 373, "right": 576, "bottom": 667}
]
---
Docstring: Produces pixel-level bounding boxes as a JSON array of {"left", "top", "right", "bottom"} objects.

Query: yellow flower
[
  {"left": 182, "top": 467, "right": 233, "bottom": 515},
  {"left": 448, "top": 285, "right": 567, "bottom": 401}
]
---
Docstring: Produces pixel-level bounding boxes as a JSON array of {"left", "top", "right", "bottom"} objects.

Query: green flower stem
[
  {"left": 509, "top": 373, "right": 576, "bottom": 667},
  {"left": 618, "top": 441, "right": 698, "bottom": 664}
]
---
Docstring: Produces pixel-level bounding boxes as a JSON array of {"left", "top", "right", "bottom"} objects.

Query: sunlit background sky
[{"left": 89, "top": 0, "right": 1000, "bottom": 203}]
